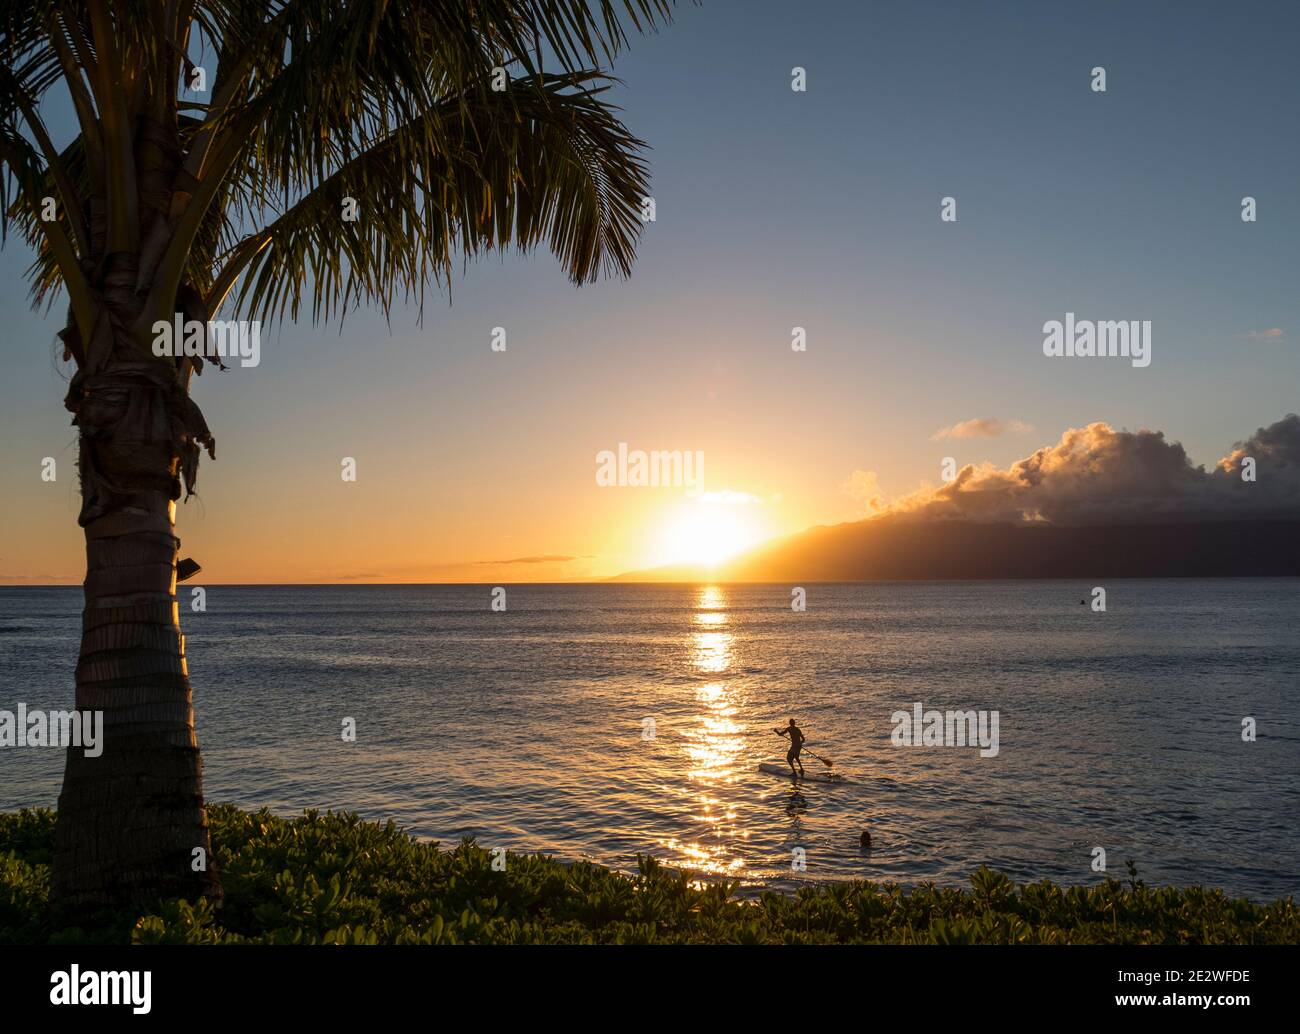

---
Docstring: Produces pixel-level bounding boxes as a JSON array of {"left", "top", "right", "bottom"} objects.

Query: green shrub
[{"left": 1, "top": 805, "right": 1295, "bottom": 945}]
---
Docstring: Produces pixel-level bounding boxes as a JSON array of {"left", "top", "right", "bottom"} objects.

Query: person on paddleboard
[{"left": 774, "top": 718, "right": 806, "bottom": 777}]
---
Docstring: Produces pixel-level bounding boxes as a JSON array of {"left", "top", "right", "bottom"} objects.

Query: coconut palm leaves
[{"left": 1, "top": 0, "right": 675, "bottom": 342}]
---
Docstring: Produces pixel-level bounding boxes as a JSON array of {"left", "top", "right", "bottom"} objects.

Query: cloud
[
  {"left": 842, "top": 469, "right": 887, "bottom": 515},
  {"left": 870, "top": 414, "right": 1300, "bottom": 525},
  {"left": 1216, "top": 415, "right": 1300, "bottom": 476},
  {"left": 931, "top": 417, "right": 1032, "bottom": 441},
  {"left": 1244, "top": 328, "right": 1285, "bottom": 341},
  {"left": 476, "top": 554, "right": 590, "bottom": 565}
]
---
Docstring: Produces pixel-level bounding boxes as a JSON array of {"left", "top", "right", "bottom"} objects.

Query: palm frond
[
  {"left": 223, "top": 71, "right": 649, "bottom": 325},
  {"left": 1, "top": 0, "right": 678, "bottom": 341}
]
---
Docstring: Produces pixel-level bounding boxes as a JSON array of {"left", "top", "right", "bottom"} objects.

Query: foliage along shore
[{"left": 2, "top": 805, "right": 1296, "bottom": 945}]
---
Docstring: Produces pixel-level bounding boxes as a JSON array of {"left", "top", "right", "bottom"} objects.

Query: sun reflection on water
[
  {"left": 684, "top": 689, "right": 745, "bottom": 782},
  {"left": 691, "top": 632, "right": 732, "bottom": 673},
  {"left": 663, "top": 586, "right": 754, "bottom": 879}
]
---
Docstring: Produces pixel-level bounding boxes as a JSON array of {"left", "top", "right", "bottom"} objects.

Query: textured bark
[
  {"left": 52, "top": 337, "right": 221, "bottom": 913},
  {"left": 31, "top": 1, "right": 229, "bottom": 917}
]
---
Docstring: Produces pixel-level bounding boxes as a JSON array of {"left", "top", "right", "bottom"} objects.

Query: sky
[{"left": 2, "top": 0, "right": 1298, "bottom": 583}]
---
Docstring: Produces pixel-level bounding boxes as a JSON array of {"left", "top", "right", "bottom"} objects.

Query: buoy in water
[{"left": 859, "top": 829, "right": 872, "bottom": 849}]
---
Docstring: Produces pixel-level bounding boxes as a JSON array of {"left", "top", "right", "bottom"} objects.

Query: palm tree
[{"left": 1, "top": 0, "right": 673, "bottom": 912}]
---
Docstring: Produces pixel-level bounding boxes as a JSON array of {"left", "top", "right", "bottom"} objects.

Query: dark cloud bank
[{"left": 722, "top": 415, "right": 1300, "bottom": 580}]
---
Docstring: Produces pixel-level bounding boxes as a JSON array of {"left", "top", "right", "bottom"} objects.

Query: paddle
[{"left": 772, "top": 727, "right": 834, "bottom": 769}]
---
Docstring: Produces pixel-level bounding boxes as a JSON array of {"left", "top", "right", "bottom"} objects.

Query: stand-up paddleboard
[{"left": 758, "top": 762, "right": 847, "bottom": 784}]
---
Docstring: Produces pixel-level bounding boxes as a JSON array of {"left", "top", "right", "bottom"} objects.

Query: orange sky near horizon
[{"left": 0, "top": 451, "right": 812, "bottom": 584}]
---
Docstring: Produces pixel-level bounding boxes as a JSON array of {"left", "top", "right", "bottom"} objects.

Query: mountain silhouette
[{"left": 614, "top": 517, "right": 1300, "bottom": 581}]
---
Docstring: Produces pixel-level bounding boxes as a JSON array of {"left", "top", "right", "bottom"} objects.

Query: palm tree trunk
[{"left": 52, "top": 353, "right": 221, "bottom": 913}]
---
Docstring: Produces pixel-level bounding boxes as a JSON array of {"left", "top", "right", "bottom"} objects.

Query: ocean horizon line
[{"left": 5, "top": 574, "right": 1300, "bottom": 589}]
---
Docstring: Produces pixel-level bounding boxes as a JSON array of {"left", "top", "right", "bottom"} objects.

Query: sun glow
[{"left": 647, "top": 497, "right": 770, "bottom": 569}]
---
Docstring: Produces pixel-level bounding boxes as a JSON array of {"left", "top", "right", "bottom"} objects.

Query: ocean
[{"left": 2, "top": 581, "right": 1297, "bottom": 900}]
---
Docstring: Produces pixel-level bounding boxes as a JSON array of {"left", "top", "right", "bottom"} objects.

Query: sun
[{"left": 647, "top": 496, "right": 769, "bottom": 569}]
